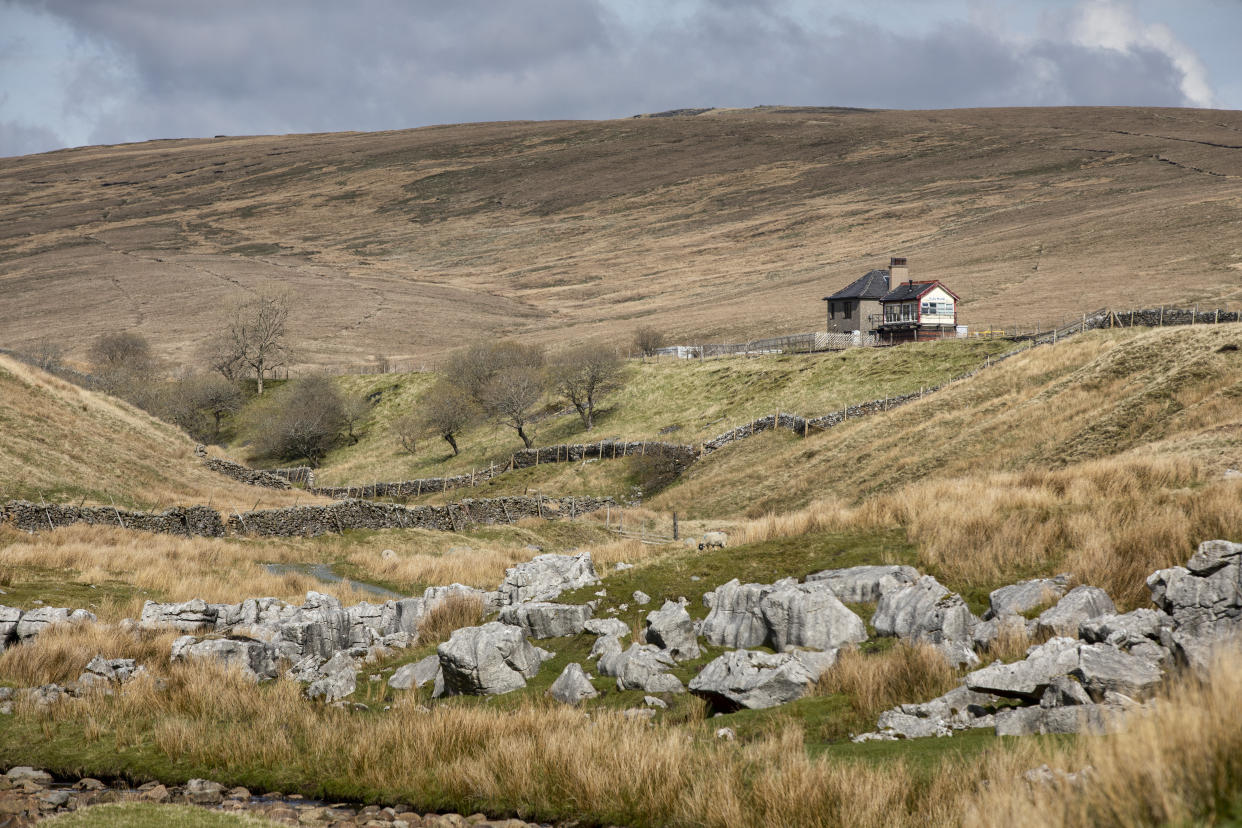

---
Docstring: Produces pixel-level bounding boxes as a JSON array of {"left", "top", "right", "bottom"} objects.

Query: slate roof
[
  {"left": 823, "top": 269, "right": 890, "bottom": 301},
  {"left": 880, "top": 280, "right": 960, "bottom": 303}
]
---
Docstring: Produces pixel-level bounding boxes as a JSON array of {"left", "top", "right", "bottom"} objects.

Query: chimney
[{"left": 889, "top": 256, "right": 908, "bottom": 287}]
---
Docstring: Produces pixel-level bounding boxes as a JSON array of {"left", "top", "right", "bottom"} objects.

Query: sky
[{"left": 2, "top": 0, "right": 1240, "bottom": 158}]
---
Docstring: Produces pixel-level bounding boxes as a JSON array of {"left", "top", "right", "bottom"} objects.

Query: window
[
  {"left": 829, "top": 301, "right": 836, "bottom": 319},
  {"left": 901, "top": 303, "right": 914, "bottom": 321},
  {"left": 844, "top": 302, "right": 852, "bottom": 320},
  {"left": 921, "top": 302, "right": 933, "bottom": 316}
]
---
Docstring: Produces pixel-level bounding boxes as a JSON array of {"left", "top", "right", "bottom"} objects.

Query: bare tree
[
  {"left": 633, "top": 326, "right": 666, "bottom": 358},
  {"left": 199, "top": 333, "right": 247, "bottom": 382},
  {"left": 88, "top": 331, "right": 156, "bottom": 400},
  {"left": 28, "top": 337, "right": 64, "bottom": 373},
  {"left": 251, "top": 374, "right": 344, "bottom": 467},
  {"left": 224, "top": 291, "right": 291, "bottom": 395},
  {"left": 482, "top": 365, "right": 544, "bottom": 449},
  {"left": 340, "top": 395, "right": 371, "bottom": 445},
  {"left": 158, "top": 373, "right": 242, "bottom": 444},
  {"left": 392, "top": 413, "right": 419, "bottom": 454},
  {"left": 548, "top": 343, "right": 624, "bottom": 430},
  {"left": 419, "top": 381, "right": 477, "bottom": 456},
  {"left": 443, "top": 340, "right": 544, "bottom": 407}
]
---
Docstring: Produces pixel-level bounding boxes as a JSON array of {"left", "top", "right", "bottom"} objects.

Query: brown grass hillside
[
  {"left": 0, "top": 355, "right": 323, "bottom": 508},
  {"left": 2, "top": 106, "right": 1241, "bottom": 368}
]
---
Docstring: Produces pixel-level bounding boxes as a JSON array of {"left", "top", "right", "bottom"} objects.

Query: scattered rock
[
  {"left": 984, "top": 576, "right": 1068, "bottom": 621},
  {"left": 437, "top": 622, "right": 549, "bottom": 696},
  {"left": 688, "top": 649, "right": 836, "bottom": 710},
  {"left": 645, "top": 601, "right": 701, "bottom": 660},
  {"left": 184, "top": 778, "right": 226, "bottom": 806},
  {"left": 715, "top": 727, "right": 735, "bottom": 740},
  {"left": 1034, "top": 585, "right": 1116, "bottom": 638},
  {"left": 632, "top": 590, "right": 651, "bottom": 606},
  {"left": 496, "top": 552, "right": 599, "bottom": 606},
  {"left": 760, "top": 582, "right": 867, "bottom": 652},
  {"left": 598, "top": 644, "right": 684, "bottom": 693},
  {"left": 805, "top": 565, "right": 920, "bottom": 603},
  {"left": 171, "top": 636, "right": 280, "bottom": 682},
  {"left": 547, "top": 663, "right": 599, "bottom": 705},
  {"left": 643, "top": 695, "right": 668, "bottom": 709},
  {"left": 583, "top": 618, "right": 630, "bottom": 638},
  {"left": 389, "top": 655, "right": 441, "bottom": 691},
  {"left": 306, "top": 651, "right": 358, "bottom": 702},
  {"left": 497, "top": 602, "right": 593, "bottom": 639}
]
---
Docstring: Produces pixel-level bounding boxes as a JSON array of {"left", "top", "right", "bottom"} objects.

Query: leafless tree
[
  {"left": 633, "top": 326, "right": 666, "bottom": 358},
  {"left": 251, "top": 374, "right": 344, "bottom": 467},
  {"left": 482, "top": 365, "right": 544, "bottom": 449},
  {"left": 419, "top": 380, "right": 477, "bottom": 456},
  {"left": 159, "top": 372, "right": 243, "bottom": 443},
  {"left": 392, "top": 413, "right": 419, "bottom": 454},
  {"left": 199, "top": 333, "right": 247, "bottom": 382},
  {"left": 223, "top": 291, "right": 292, "bottom": 395},
  {"left": 548, "top": 343, "right": 624, "bottom": 430},
  {"left": 443, "top": 340, "right": 544, "bottom": 407},
  {"left": 88, "top": 331, "right": 156, "bottom": 400},
  {"left": 27, "top": 337, "right": 64, "bottom": 373},
  {"left": 340, "top": 395, "right": 371, "bottom": 445}
]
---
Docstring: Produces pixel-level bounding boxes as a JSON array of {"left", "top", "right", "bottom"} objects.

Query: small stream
[{"left": 262, "top": 562, "right": 404, "bottom": 600}]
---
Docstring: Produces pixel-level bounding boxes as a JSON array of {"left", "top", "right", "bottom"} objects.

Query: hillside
[
  {"left": 3, "top": 106, "right": 1242, "bottom": 368},
  {"left": 0, "top": 355, "right": 320, "bottom": 509}
]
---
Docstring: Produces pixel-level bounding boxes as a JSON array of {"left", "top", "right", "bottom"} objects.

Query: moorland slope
[{"left": 3, "top": 106, "right": 1242, "bottom": 367}]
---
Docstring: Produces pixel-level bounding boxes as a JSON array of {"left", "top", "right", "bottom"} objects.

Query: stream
[{"left": 261, "top": 562, "right": 404, "bottom": 600}]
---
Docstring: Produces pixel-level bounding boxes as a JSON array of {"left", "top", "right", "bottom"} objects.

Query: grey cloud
[
  {"left": 0, "top": 120, "right": 64, "bottom": 157},
  {"left": 7, "top": 0, "right": 1210, "bottom": 153}
]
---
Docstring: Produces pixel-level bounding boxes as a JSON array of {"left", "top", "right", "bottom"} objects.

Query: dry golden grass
[
  {"left": 416, "top": 593, "right": 485, "bottom": 645},
  {"left": 814, "top": 642, "right": 961, "bottom": 723},
  {"left": 0, "top": 622, "right": 180, "bottom": 686},
  {"left": 0, "top": 355, "right": 324, "bottom": 509},
  {"left": 4, "top": 108, "right": 1242, "bottom": 369}
]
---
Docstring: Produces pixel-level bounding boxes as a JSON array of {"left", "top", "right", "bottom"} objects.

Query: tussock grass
[
  {"left": 0, "top": 622, "right": 180, "bottom": 687},
  {"left": 417, "top": 594, "right": 485, "bottom": 645},
  {"left": 814, "top": 643, "right": 961, "bottom": 725}
]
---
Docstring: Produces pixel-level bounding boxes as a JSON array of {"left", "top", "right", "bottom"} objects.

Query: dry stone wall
[
  {"left": 2, "top": 495, "right": 611, "bottom": 539},
  {"left": 1, "top": 500, "right": 225, "bottom": 536},
  {"left": 199, "top": 454, "right": 292, "bottom": 490}
]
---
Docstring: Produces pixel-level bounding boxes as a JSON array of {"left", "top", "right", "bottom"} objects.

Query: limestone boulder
[
  {"left": 437, "top": 622, "right": 548, "bottom": 696},
  {"left": 78, "top": 655, "right": 145, "bottom": 687},
  {"left": 496, "top": 552, "right": 599, "bottom": 606},
  {"left": 1034, "top": 586, "right": 1115, "bottom": 638},
  {"left": 805, "top": 565, "right": 920, "bottom": 603},
  {"left": 645, "top": 601, "right": 701, "bottom": 660},
  {"left": 497, "top": 602, "right": 593, "bottom": 639},
  {"left": 589, "top": 633, "right": 624, "bottom": 661},
  {"left": 583, "top": 618, "right": 630, "bottom": 638},
  {"left": 140, "top": 599, "right": 218, "bottom": 632},
  {"left": 598, "top": 644, "right": 684, "bottom": 693},
  {"left": 1079, "top": 609, "right": 1172, "bottom": 648},
  {"left": 0, "top": 606, "right": 22, "bottom": 647},
  {"left": 305, "top": 651, "right": 358, "bottom": 702},
  {"left": 171, "top": 636, "right": 280, "bottom": 682},
  {"left": 699, "top": 580, "right": 772, "bottom": 648},
  {"left": 547, "top": 662, "right": 599, "bottom": 705},
  {"left": 1070, "top": 643, "right": 1163, "bottom": 700},
  {"left": 872, "top": 576, "right": 978, "bottom": 653},
  {"left": 760, "top": 583, "right": 866, "bottom": 652},
  {"left": 389, "top": 654, "right": 441, "bottom": 691},
  {"left": 15, "top": 607, "right": 95, "bottom": 641},
  {"left": 688, "top": 649, "right": 836, "bottom": 710},
  {"left": 965, "top": 637, "right": 1082, "bottom": 701},
  {"left": 993, "top": 703, "right": 1124, "bottom": 736},
  {"left": 984, "top": 577, "right": 1068, "bottom": 620}
]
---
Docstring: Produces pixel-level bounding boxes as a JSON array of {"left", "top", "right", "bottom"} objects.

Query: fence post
[
  {"left": 672, "top": 512, "right": 679, "bottom": 540},
  {"left": 1193, "top": 305, "right": 1198, "bottom": 325},
  {"left": 1159, "top": 306, "right": 1164, "bottom": 326},
  {"left": 1216, "top": 309, "right": 1220, "bottom": 324}
]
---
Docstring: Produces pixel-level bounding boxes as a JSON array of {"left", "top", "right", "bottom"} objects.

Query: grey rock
[
  {"left": 437, "top": 622, "right": 548, "bottom": 696},
  {"left": 1039, "top": 676, "right": 1093, "bottom": 708},
  {"left": 984, "top": 577, "right": 1067, "bottom": 621},
  {"left": 1070, "top": 643, "right": 1163, "bottom": 700},
  {"left": 699, "top": 580, "right": 771, "bottom": 648},
  {"left": 588, "top": 633, "right": 624, "bottom": 661},
  {"left": 79, "top": 655, "right": 144, "bottom": 686},
  {"left": 689, "top": 649, "right": 836, "bottom": 710},
  {"left": 994, "top": 703, "right": 1122, "bottom": 736},
  {"left": 965, "top": 636, "right": 1082, "bottom": 700},
  {"left": 496, "top": 552, "right": 599, "bottom": 606},
  {"left": 643, "top": 695, "right": 668, "bottom": 709},
  {"left": 172, "top": 636, "right": 280, "bottom": 682},
  {"left": 306, "top": 651, "right": 357, "bottom": 702},
  {"left": 185, "top": 778, "right": 226, "bottom": 806},
  {"left": 140, "top": 599, "right": 217, "bottom": 632},
  {"left": 1079, "top": 609, "right": 1172, "bottom": 647},
  {"left": 15, "top": 607, "right": 95, "bottom": 641},
  {"left": 497, "top": 602, "right": 593, "bottom": 639},
  {"left": 632, "top": 590, "right": 651, "bottom": 606},
  {"left": 5, "top": 767, "right": 52, "bottom": 785},
  {"left": 598, "top": 644, "right": 685, "bottom": 693},
  {"left": 547, "top": 662, "right": 599, "bottom": 705},
  {"left": 872, "top": 575, "right": 978, "bottom": 647},
  {"left": 1147, "top": 540, "right": 1242, "bottom": 647},
  {"left": 874, "top": 710, "right": 953, "bottom": 739},
  {"left": 759, "top": 582, "right": 867, "bottom": 652},
  {"left": 389, "top": 655, "right": 441, "bottom": 690},
  {"left": 0, "top": 606, "right": 21, "bottom": 646},
  {"left": 805, "top": 565, "right": 920, "bottom": 603},
  {"left": 1186, "top": 538, "right": 1242, "bottom": 575},
  {"left": 583, "top": 618, "right": 630, "bottom": 638},
  {"left": 1034, "top": 586, "right": 1115, "bottom": 638},
  {"left": 622, "top": 707, "right": 657, "bottom": 721},
  {"left": 645, "top": 601, "right": 701, "bottom": 660}
]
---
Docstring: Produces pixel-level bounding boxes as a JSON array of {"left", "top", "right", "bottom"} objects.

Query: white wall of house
[{"left": 918, "top": 286, "right": 956, "bottom": 324}]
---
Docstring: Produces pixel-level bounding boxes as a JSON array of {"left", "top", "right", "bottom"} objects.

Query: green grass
[
  {"left": 43, "top": 803, "right": 280, "bottom": 828},
  {"left": 232, "top": 338, "right": 1020, "bottom": 487},
  {"left": 0, "top": 564, "right": 153, "bottom": 614}
]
